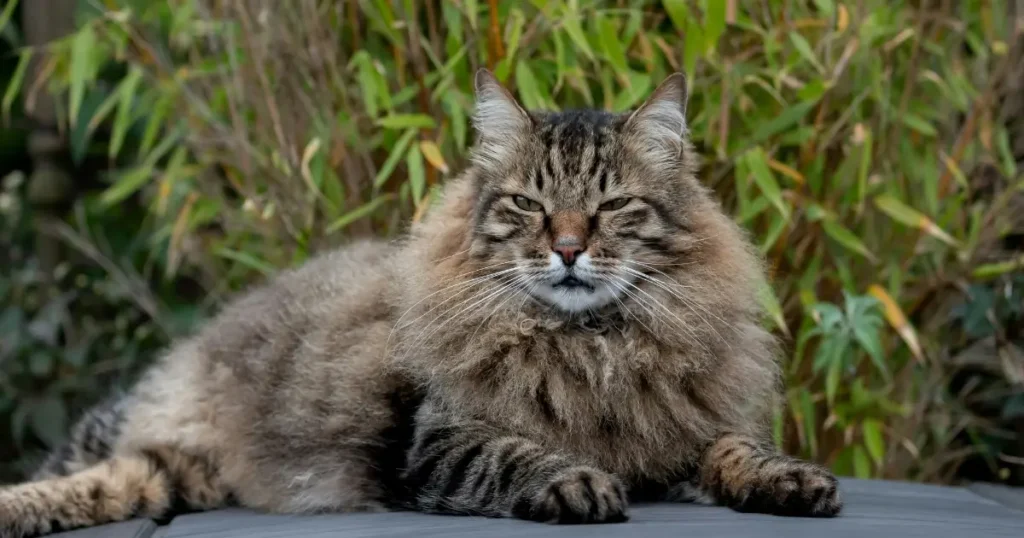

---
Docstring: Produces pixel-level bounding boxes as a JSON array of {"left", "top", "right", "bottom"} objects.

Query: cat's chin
[{"left": 530, "top": 281, "right": 621, "bottom": 313}]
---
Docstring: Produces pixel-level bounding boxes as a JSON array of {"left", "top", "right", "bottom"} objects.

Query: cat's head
[{"left": 465, "top": 69, "right": 711, "bottom": 314}]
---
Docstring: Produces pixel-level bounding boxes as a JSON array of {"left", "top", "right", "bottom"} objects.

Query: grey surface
[
  {"left": 970, "top": 482, "right": 1024, "bottom": 512},
  {"left": 51, "top": 519, "right": 157, "bottom": 538},
  {"left": 52, "top": 478, "right": 1024, "bottom": 538}
]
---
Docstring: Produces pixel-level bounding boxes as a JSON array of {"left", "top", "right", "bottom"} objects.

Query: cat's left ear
[
  {"left": 471, "top": 69, "right": 533, "bottom": 169},
  {"left": 623, "top": 73, "right": 689, "bottom": 170}
]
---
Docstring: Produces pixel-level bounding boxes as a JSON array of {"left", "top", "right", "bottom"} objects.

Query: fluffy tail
[{"left": 0, "top": 447, "right": 229, "bottom": 538}]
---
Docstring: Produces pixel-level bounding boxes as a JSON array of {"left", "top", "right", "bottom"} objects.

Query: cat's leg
[
  {"left": 696, "top": 433, "right": 842, "bottom": 517},
  {"left": 0, "top": 446, "right": 229, "bottom": 538},
  {"left": 404, "top": 420, "right": 629, "bottom": 524}
]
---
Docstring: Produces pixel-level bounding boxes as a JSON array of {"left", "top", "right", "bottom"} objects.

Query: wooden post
[{"left": 22, "top": 0, "right": 77, "bottom": 282}]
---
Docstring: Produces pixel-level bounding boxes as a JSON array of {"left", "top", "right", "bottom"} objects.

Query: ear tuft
[
  {"left": 472, "top": 69, "right": 531, "bottom": 141},
  {"left": 471, "top": 69, "right": 532, "bottom": 169},
  {"left": 624, "top": 73, "right": 690, "bottom": 170}
]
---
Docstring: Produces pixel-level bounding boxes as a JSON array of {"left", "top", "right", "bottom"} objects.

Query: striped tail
[{"left": 0, "top": 447, "right": 229, "bottom": 538}]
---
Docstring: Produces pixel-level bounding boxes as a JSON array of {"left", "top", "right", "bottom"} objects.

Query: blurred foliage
[{"left": 1, "top": 0, "right": 1022, "bottom": 486}]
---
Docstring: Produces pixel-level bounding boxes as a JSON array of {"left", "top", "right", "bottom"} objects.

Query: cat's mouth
[{"left": 552, "top": 275, "right": 595, "bottom": 292}]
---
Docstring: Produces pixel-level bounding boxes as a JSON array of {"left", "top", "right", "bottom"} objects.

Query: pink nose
[{"left": 552, "top": 237, "right": 585, "bottom": 266}]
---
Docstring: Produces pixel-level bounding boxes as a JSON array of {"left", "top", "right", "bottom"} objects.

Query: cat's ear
[
  {"left": 623, "top": 73, "right": 689, "bottom": 171},
  {"left": 471, "top": 69, "right": 532, "bottom": 167}
]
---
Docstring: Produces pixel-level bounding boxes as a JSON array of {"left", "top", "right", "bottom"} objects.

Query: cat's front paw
[
  {"left": 735, "top": 460, "right": 842, "bottom": 517},
  {"left": 513, "top": 466, "right": 629, "bottom": 524}
]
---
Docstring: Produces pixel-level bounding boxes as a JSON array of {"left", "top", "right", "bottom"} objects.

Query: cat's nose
[{"left": 552, "top": 236, "right": 585, "bottom": 266}]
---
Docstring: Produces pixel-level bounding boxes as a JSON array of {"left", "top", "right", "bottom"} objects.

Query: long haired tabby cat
[{"left": 0, "top": 71, "right": 841, "bottom": 537}]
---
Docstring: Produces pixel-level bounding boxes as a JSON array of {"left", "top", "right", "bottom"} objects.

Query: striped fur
[
  {"left": 1, "top": 446, "right": 227, "bottom": 537},
  {"left": 0, "top": 72, "right": 839, "bottom": 538},
  {"left": 32, "top": 395, "right": 127, "bottom": 480},
  {"left": 402, "top": 397, "right": 628, "bottom": 523}
]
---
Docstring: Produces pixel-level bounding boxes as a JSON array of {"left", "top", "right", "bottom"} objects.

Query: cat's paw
[
  {"left": 735, "top": 460, "right": 842, "bottom": 518},
  {"left": 513, "top": 466, "right": 629, "bottom": 524}
]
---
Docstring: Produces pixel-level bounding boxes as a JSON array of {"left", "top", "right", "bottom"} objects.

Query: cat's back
[{"left": 118, "top": 238, "right": 413, "bottom": 512}]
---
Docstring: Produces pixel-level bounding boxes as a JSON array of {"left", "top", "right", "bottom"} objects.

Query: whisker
[
  {"left": 410, "top": 273, "right": 528, "bottom": 349},
  {"left": 621, "top": 265, "right": 731, "bottom": 337},
  {"left": 385, "top": 264, "right": 518, "bottom": 355},
  {"left": 604, "top": 281, "right": 655, "bottom": 336},
  {"left": 610, "top": 276, "right": 711, "bottom": 354}
]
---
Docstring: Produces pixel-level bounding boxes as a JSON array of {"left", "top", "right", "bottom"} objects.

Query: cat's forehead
[
  {"left": 533, "top": 109, "right": 623, "bottom": 147},
  {"left": 517, "top": 109, "right": 627, "bottom": 200}
]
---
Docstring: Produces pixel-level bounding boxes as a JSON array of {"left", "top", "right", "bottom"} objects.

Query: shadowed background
[{"left": 0, "top": 0, "right": 1021, "bottom": 489}]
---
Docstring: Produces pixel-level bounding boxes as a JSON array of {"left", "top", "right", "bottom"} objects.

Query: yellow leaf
[
  {"left": 167, "top": 192, "right": 198, "bottom": 279},
  {"left": 419, "top": 140, "right": 449, "bottom": 173},
  {"left": 767, "top": 159, "right": 805, "bottom": 185},
  {"left": 300, "top": 138, "right": 326, "bottom": 201},
  {"left": 156, "top": 177, "right": 172, "bottom": 217},
  {"left": 868, "top": 285, "right": 924, "bottom": 363},
  {"left": 837, "top": 4, "right": 849, "bottom": 33}
]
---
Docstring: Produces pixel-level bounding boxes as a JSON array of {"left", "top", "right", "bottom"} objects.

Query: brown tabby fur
[{"left": 0, "top": 71, "right": 840, "bottom": 538}]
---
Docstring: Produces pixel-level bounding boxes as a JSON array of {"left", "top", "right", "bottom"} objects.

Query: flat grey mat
[
  {"left": 51, "top": 478, "right": 1024, "bottom": 538},
  {"left": 48, "top": 520, "right": 156, "bottom": 538}
]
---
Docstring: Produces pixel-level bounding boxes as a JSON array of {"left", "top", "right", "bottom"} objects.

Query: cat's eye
[
  {"left": 513, "top": 195, "right": 544, "bottom": 212},
  {"left": 599, "top": 198, "right": 631, "bottom": 211}
]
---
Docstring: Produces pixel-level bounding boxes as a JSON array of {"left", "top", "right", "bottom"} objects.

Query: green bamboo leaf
[
  {"left": 760, "top": 211, "right": 789, "bottom": 253},
  {"left": 214, "top": 247, "right": 275, "bottom": 276},
  {"left": 351, "top": 51, "right": 380, "bottom": 118},
  {"left": 611, "top": 72, "right": 652, "bottom": 112},
  {"left": 972, "top": 255, "right": 1024, "bottom": 279},
  {"left": 857, "top": 129, "right": 873, "bottom": 205},
  {"left": 515, "top": 61, "right": 545, "bottom": 110},
  {"left": 899, "top": 112, "right": 937, "bottom": 136},
  {"left": 789, "top": 33, "right": 826, "bottom": 73},
  {"left": 102, "top": 129, "right": 180, "bottom": 206},
  {"left": 464, "top": 0, "right": 479, "bottom": 30},
  {"left": 374, "top": 128, "right": 417, "bottom": 189},
  {"left": 407, "top": 143, "right": 425, "bottom": 202},
  {"left": 69, "top": 26, "right": 97, "bottom": 128},
  {"left": 825, "top": 345, "right": 843, "bottom": 405},
  {"left": 505, "top": 9, "right": 526, "bottom": 59},
  {"left": 99, "top": 166, "right": 152, "bottom": 207},
  {"left": 757, "top": 281, "right": 789, "bottom": 337},
  {"left": 798, "top": 390, "right": 818, "bottom": 458},
  {"left": 744, "top": 148, "right": 790, "bottom": 219},
  {"left": 874, "top": 194, "right": 958, "bottom": 246},
  {"left": 0, "top": 0, "right": 20, "bottom": 34},
  {"left": 662, "top": 0, "right": 690, "bottom": 32},
  {"left": 2, "top": 47, "right": 31, "bottom": 123},
  {"left": 376, "top": 114, "right": 436, "bottom": 130},
  {"left": 703, "top": 0, "right": 726, "bottom": 52},
  {"left": 995, "top": 126, "right": 1018, "bottom": 178},
  {"left": 822, "top": 220, "right": 877, "bottom": 262},
  {"left": 561, "top": 13, "right": 594, "bottom": 60},
  {"left": 85, "top": 88, "right": 123, "bottom": 139},
  {"left": 109, "top": 67, "right": 143, "bottom": 161},
  {"left": 444, "top": 93, "right": 468, "bottom": 150},
  {"left": 598, "top": 15, "right": 627, "bottom": 72},
  {"left": 852, "top": 319, "right": 889, "bottom": 380},
  {"left": 683, "top": 18, "right": 704, "bottom": 79},
  {"left": 813, "top": 0, "right": 835, "bottom": 16},
  {"left": 326, "top": 195, "right": 393, "bottom": 234},
  {"left": 853, "top": 445, "right": 872, "bottom": 478},
  {"left": 862, "top": 419, "right": 885, "bottom": 465},
  {"left": 139, "top": 93, "right": 173, "bottom": 158},
  {"left": 751, "top": 100, "right": 817, "bottom": 142}
]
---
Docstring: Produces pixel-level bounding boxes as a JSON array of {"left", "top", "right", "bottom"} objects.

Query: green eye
[
  {"left": 599, "top": 198, "right": 631, "bottom": 211},
  {"left": 513, "top": 195, "right": 544, "bottom": 212}
]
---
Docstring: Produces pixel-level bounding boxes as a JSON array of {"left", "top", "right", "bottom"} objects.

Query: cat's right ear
[{"left": 471, "top": 69, "right": 532, "bottom": 168}]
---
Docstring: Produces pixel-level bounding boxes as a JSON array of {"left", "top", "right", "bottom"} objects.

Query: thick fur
[{"left": 0, "top": 72, "right": 840, "bottom": 538}]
